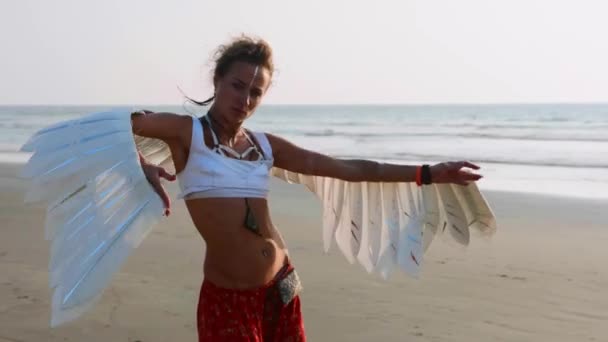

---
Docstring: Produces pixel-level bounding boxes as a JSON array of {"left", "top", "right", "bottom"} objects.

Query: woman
[{"left": 131, "top": 36, "right": 482, "bottom": 341}]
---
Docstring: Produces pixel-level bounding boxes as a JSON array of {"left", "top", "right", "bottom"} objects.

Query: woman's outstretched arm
[{"left": 267, "top": 133, "right": 482, "bottom": 186}]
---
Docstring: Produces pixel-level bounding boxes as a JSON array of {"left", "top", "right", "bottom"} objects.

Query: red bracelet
[{"left": 415, "top": 165, "right": 422, "bottom": 186}]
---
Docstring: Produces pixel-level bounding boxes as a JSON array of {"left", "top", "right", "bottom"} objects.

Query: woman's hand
[
  {"left": 430, "top": 161, "right": 482, "bottom": 186},
  {"left": 141, "top": 161, "right": 176, "bottom": 216}
]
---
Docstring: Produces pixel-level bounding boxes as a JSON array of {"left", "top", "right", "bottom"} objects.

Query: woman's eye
[{"left": 233, "top": 83, "right": 244, "bottom": 90}]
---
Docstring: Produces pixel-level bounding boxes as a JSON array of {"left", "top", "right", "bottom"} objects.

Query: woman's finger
[
  {"left": 464, "top": 173, "right": 483, "bottom": 181},
  {"left": 454, "top": 161, "right": 478, "bottom": 170},
  {"left": 150, "top": 180, "right": 171, "bottom": 215},
  {"left": 159, "top": 168, "right": 176, "bottom": 181},
  {"left": 462, "top": 161, "right": 480, "bottom": 170}
]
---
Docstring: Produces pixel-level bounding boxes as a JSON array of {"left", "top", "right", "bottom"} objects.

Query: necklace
[{"left": 203, "top": 114, "right": 262, "bottom": 161}]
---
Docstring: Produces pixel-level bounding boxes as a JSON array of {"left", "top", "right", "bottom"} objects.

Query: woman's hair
[{"left": 188, "top": 35, "right": 274, "bottom": 106}]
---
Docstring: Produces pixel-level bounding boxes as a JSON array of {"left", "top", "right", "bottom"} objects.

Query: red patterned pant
[{"left": 197, "top": 271, "right": 306, "bottom": 341}]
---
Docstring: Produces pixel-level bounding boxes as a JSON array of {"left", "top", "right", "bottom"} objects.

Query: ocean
[{"left": 1, "top": 104, "right": 607, "bottom": 199}]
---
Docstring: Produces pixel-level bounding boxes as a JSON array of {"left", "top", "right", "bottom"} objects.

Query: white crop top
[{"left": 176, "top": 115, "right": 274, "bottom": 200}]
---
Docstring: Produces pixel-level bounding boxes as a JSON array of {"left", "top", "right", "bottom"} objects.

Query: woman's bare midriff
[
  {"left": 184, "top": 197, "right": 288, "bottom": 289},
  {"left": 166, "top": 117, "right": 286, "bottom": 289}
]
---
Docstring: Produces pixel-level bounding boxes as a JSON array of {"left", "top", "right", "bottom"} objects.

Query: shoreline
[{"left": 3, "top": 160, "right": 608, "bottom": 201}]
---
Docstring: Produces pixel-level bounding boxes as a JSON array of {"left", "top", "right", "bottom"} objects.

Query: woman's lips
[{"left": 232, "top": 107, "right": 247, "bottom": 115}]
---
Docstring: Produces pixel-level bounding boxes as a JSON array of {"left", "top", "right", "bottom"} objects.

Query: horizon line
[{"left": 1, "top": 101, "right": 608, "bottom": 107}]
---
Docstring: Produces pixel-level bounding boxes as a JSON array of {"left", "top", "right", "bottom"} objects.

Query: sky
[{"left": 1, "top": 0, "right": 607, "bottom": 105}]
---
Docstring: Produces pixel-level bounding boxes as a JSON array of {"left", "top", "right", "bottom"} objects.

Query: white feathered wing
[
  {"left": 20, "top": 109, "right": 174, "bottom": 326},
  {"left": 270, "top": 166, "right": 497, "bottom": 279}
]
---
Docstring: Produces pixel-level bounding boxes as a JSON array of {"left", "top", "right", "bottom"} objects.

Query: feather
[
  {"left": 272, "top": 170, "right": 497, "bottom": 277},
  {"left": 20, "top": 109, "right": 169, "bottom": 326}
]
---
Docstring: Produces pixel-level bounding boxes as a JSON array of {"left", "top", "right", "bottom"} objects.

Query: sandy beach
[{"left": 1, "top": 161, "right": 607, "bottom": 342}]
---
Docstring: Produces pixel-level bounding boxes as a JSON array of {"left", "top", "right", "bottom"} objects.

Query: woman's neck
[{"left": 207, "top": 107, "right": 243, "bottom": 146}]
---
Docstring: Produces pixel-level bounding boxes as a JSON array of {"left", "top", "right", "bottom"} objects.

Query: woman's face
[{"left": 213, "top": 61, "right": 271, "bottom": 124}]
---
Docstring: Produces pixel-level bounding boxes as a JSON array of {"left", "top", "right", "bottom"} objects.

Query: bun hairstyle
[{"left": 188, "top": 35, "right": 274, "bottom": 106}]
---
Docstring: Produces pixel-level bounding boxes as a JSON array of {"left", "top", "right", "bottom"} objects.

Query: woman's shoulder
[
  {"left": 245, "top": 129, "right": 274, "bottom": 159},
  {"left": 132, "top": 111, "right": 193, "bottom": 147}
]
